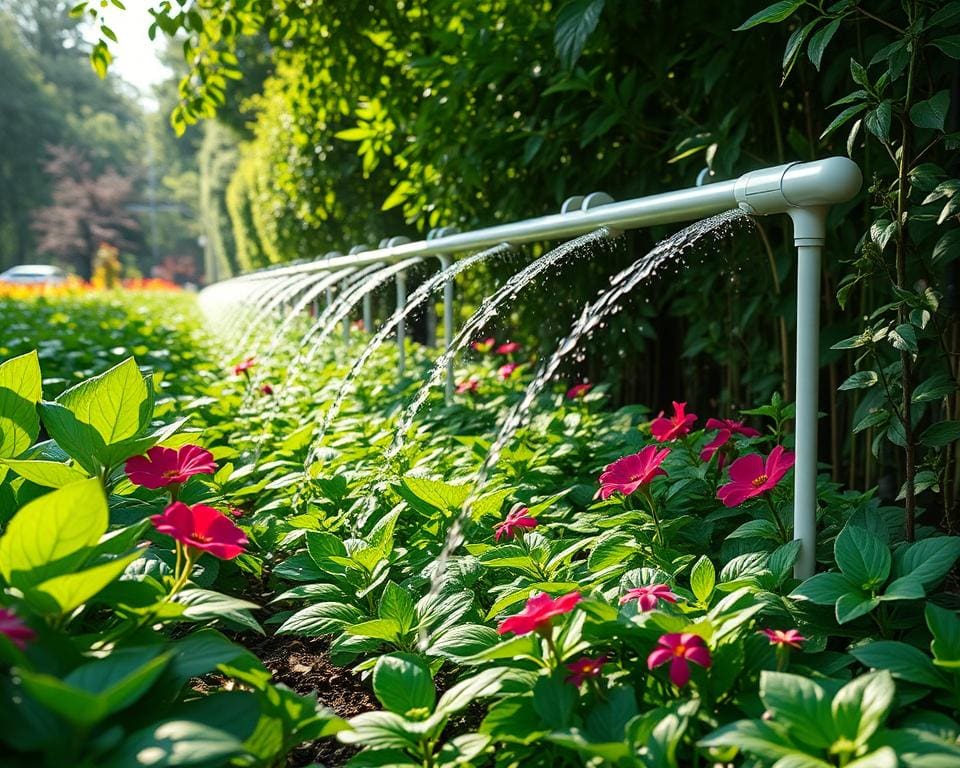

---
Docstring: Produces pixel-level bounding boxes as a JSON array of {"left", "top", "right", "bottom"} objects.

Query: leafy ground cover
[{"left": 1, "top": 290, "right": 959, "bottom": 767}]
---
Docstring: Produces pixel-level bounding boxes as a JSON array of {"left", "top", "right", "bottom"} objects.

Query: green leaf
[
  {"left": 890, "top": 323, "right": 918, "bottom": 353},
  {"left": 38, "top": 401, "right": 106, "bottom": 475},
  {"left": 398, "top": 475, "right": 470, "bottom": 515},
  {"left": 734, "top": 0, "right": 803, "bottom": 31},
  {"left": 57, "top": 357, "right": 148, "bottom": 445},
  {"left": 849, "top": 641, "right": 948, "bottom": 689},
  {"left": 0, "top": 478, "right": 106, "bottom": 589},
  {"left": 699, "top": 719, "right": 797, "bottom": 759},
  {"left": 913, "top": 374, "right": 956, "bottom": 403},
  {"left": 276, "top": 602, "right": 364, "bottom": 636},
  {"left": 103, "top": 720, "right": 249, "bottom": 767},
  {"left": 0, "top": 351, "right": 42, "bottom": 459},
  {"left": 346, "top": 618, "right": 403, "bottom": 643},
  {"left": 0, "top": 459, "right": 90, "bottom": 488},
  {"left": 690, "top": 555, "right": 715, "bottom": 603},
  {"left": 920, "top": 421, "right": 960, "bottom": 448},
  {"left": 927, "top": 603, "right": 960, "bottom": 669},
  {"left": 910, "top": 90, "right": 951, "bottom": 131},
  {"left": 831, "top": 671, "right": 894, "bottom": 747},
  {"left": 932, "top": 229, "right": 960, "bottom": 264},
  {"left": 174, "top": 589, "right": 263, "bottom": 635},
  {"left": 835, "top": 525, "right": 890, "bottom": 589},
  {"left": 864, "top": 100, "right": 893, "bottom": 142},
  {"left": 378, "top": 582, "right": 415, "bottom": 636},
  {"left": 372, "top": 654, "right": 435, "bottom": 716},
  {"left": 759, "top": 671, "right": 834, "bottom": 750},
  {"left": 27, "top": 550, "right": 142, "bottom": 615},
  {"left": 930, "top": 35, "right": 960, "bottom": 59},
  {"left": 428, "top": 624, "right": 500, "bottom": 661},
  {"left": 436, "top": 667, "right": 510, "bottom": 715},
  {"left": 807, "top": 17, "right": 841, "bottom": 70},
  {"left": 554, "top": 0, "right": 606, "bottom": 69},
  {"left": 897, "top": 537, "right": 960, "bottom": 589},
  {"left": 836, "top": 592, "right": 879, "bottom": 624},
  {"left": 839, "top": 371, "right": 879, "bottom": 391},
  {"left": 20, "top": 647, "right": 170, "bottom": 727}
]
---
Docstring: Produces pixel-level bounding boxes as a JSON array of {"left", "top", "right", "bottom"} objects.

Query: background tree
[{"left": 31, "top": 145, "right": 139, "bottom": 275}]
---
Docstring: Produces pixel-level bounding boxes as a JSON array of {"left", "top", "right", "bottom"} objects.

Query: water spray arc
[{"left": 202, "top": 157, "right": 862, "bottom": 579}]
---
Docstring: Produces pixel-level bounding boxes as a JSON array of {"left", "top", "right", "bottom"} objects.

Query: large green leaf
[
  {"left": 25, "top": 550, "right": 142, "bottom": 615},
  {"left": 19, "top": 647, "right": 170, "bottom": 727},
  {"left": 372, "top": 653, "right": 435, "bottom": 716},
  {"left": 0, "top": 478, "right": 106, "bottom": 589},
  {"left": 0, "top": 350, "right": 42, "bottom": 459},
  {"left": 898, "top": 537, "right": 960, "bottom": 589},
  {"left": 103, "top": 720, "right": 249, "bottom": 767},
  {"left": 554, "top": 0, "right": 606, "bottom": 69},
  {"left": 835, "top": 525, "right": 890, "bottom": 590},
  {"left": 790, "top": 572, "right": 851, "bottom": 605},
  {"left": 0, "top": 459, "right": 90, "bottom": 488},
  {"left": 734, "top": 0, "right": 804, "bottom": 31},
  {"left": 831, "top": 671, "right": 895, "bottom": 747},
  {"left": 759, "top": 672, "right": 834, "bottom": 750},
  {"left": 56, "top": 357, "right": 148, "bottom": 444},
  {"left": 849, "top": 641, "right": 948, "bottom": 689}
]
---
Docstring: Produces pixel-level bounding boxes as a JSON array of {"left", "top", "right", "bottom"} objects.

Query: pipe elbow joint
[{"left": 735, "top": 156, "right": 862, "bottom": 245}]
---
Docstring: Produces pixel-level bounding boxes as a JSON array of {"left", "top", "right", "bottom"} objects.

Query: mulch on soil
[{"left": 247, "top": 635, "right": 378, "bottom": 767}]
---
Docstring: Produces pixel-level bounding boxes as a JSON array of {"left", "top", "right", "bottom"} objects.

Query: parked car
[{"left": 0, "top": 264, "right": 68, "bottom": 285}]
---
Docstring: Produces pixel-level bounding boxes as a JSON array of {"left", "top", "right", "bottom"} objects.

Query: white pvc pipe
[{"left": 794, "top": 243, "right": 822, "bottom": 579}]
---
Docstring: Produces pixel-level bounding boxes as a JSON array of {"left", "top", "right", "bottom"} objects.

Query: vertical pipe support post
[
  {"left": 384, "top": 237, "right": 413, "bottom": 377},
  {"left": 789, "top": 206, "right": 827, "bottom": 580},
  {"left": 429, "top": 227, "right": 459, "bottom": 401},
  {"left": 350, "top": 245, "right": 373, "bottom": 333}
]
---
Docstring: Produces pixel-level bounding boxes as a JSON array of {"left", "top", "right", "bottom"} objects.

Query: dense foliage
[{"left": 2, "top": 290, "right": 960, "bottom": 765}]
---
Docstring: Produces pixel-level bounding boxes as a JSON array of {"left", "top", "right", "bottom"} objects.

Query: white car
[{"left": 0, "top": 265, "right": 68, "bottom": 285}]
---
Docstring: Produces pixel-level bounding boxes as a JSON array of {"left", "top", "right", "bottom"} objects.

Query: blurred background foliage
[{"left": 5, "top": 1, "right": 960, "bottom": 529}]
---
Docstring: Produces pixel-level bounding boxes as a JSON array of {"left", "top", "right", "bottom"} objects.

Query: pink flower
[
  {"left": 456, "top": 376, "right": 480, "bottom": 394},
  {"left": 761, "top": 628, "right": 805, "bottom": 649},
  {"left": 228, "top": 506, "right": 244, "bottom": 518},
  {"left": 497, "top": 592, "right": 581, "bottom": 636},
  {"left": 647, "top": 633, "right": 712, "bottom": 687},
  {"left": 471, "top": 337, "right": 495, "bottom": 353},
  {"left": 260, "top": 383, "right": 274, "bottom": 396},
  {"left": 150, "top": 502, "right": 248, "bottom": 560},
  {"left": 496, "top": 341, "right": 521, "bottom": 354},
  {"left": 494, "top": 506, "right": 537, "bottom": 542},
  {"left": 650, "top": 401, "right": 697, "bottom": 442},
  {"left": 700, "top": 420, "right": 760, "bottom": 466},
  {"left": 567, "top": 382, "right": 593, "bottom": 400},
  {"left": 716, "top": 445, "right": 795, "bottom": 508},
  {"left": 352, "top": 319, "right": 365, "bottom": 331},
  {"left": 565, "top": 655, "right": 609, "bottom": 687},
  {"left": 705, "top": 418, "right": 761, "bottom": 438},
  {"left": 233, "top": 357, "right": 255, "bottom": 375},
  {"left": 498, "top": 362, "right": 519, "bottom": 380},
  {"left": 0, "top": 607, "right": 34, "bottom": 649},
  {"left": 597, "top": 445, "right": 670, "bottom": 500},
  {"left": 125, "top": 445, "right": 217, "bottom": 490},
  {"left": 619, "top": 583, "right": 678, "bottom": 612}
]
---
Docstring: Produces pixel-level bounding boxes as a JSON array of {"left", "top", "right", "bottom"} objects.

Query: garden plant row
[{"left": 1, "top": 290, "right": 959, "bottom": 767}]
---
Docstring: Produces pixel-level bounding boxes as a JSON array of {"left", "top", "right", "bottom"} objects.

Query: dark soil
[{"left": 246, "top": 635, "right": 378, "bottom": 767}]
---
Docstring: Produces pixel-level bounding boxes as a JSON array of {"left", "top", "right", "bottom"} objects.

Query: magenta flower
[
  {"left": 700, "top": 418, "right": 760, "bottom": 466},
  {"left": 761, "top": 628, "right": 806, "bottom": 649},
  {"left": 650, "top": 401, "right": 697, "bottom": 442},
  {"left": 716, "top": 445, "right": 795, "bottom": 508},
  {"left": 567, "top": 382, "right": 593, "bottom": 400},
  {"left": 0, "top": 607, "right": 34, "bottom": 649},
  {"left": 260, "top": 383, "right": 274, "bottom": 396},
  {"left": 233, "top": 356, "right": 255, "bottom": 376},
  {"left": 471, "top": 337, "right": 495, "bottom": 353},
  {"left": 150, "top": 502, "right": 248, "bottom": 560},
  {"left": 455, "top": 376, "right": 480, "bottom": 394},
  {"left": 647, "top": 633, "right": 712, "bottom": 687},
  {"left": 498, "top": 362, "right": 519, "bottom": 380},
  {"left": 125, "top": 445, "right": 216, "bottom": 490},
  {"left": 494, "top": 506, "right": 537, "bottom": 541},
  {"left": 497, "top": 592, "right": 581, "bottom": 636},
  {"left": 619, "top": 583, "right": 678, "bottom": 612},
  {"left": 597, "top": 445, "right": 670, "bottom": 500},
  {"left": 496, "top": 341, "right": 521, "bottom": 354},
  {"left": 565, "top": 654, "right": 609, "bottom": 687}
]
